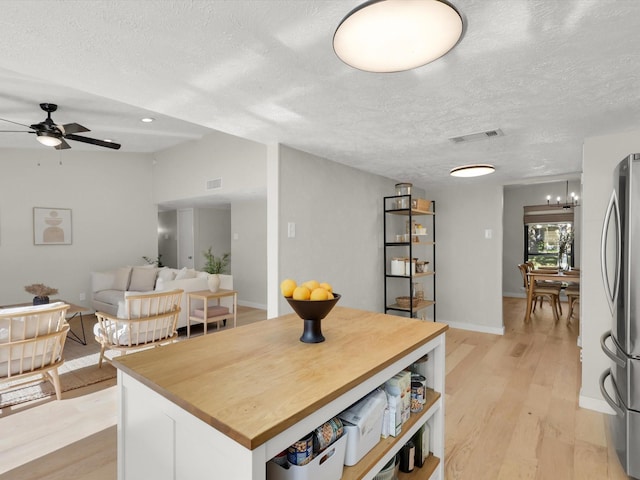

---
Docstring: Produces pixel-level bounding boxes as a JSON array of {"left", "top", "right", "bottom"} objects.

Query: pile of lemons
[{"left": 280, "top": 279, "right": 334, "bottom": 301}]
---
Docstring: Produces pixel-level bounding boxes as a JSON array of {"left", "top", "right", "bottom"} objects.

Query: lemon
[
  {"left": 319, "top": 282, "right": 333, "bottom": 294},
  {"left": 302, "top": 280, "right": 320, "bottom": 291},
  {"left": 326, "top": 292, "right": 334, "bottom": 299},
  {"left": 292, "top": 286, "right": 311, "bottom": 300},
  {"left": 310, "top": 287, "right": 329, "bottom": 301},
  {"left": 280, "top": 278, "right": 297, "bottom": 297}
]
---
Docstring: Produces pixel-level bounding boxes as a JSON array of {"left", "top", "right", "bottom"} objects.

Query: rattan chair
[
  {"left": 0, "top": 302, "right": 70, "bottom": 400},
  {"left": 94, "top": 289, "right": 183, "bottom": 367}
]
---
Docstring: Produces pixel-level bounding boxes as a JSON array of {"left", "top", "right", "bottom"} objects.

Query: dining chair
[
  {"left": 565, "top": 284, "right": 580, "bottom": 323},
  {"left": 526, "top": 262, "right": 564, "bottom": 315},
  {"left": 518, "top": 263, "right": 561, "bottom": 321}
]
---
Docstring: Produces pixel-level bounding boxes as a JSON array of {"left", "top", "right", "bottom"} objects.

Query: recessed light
[
  {"left": 450, "top": 164, "right": 496, "bottom": 177},
  {"left": 141, "top": 117, "right": 155, "bottom": 123}
]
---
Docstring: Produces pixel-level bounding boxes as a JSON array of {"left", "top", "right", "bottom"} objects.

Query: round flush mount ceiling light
[
  {"left": 450, "top": 164, "right": 496, "bottom": 178},
  {"left": 333, "top": 0, "right": 464, "bottom": 73}
]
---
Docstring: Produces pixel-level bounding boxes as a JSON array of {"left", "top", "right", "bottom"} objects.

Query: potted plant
[
  {"left": 203, "top": 247, "right": 230, "bottom": 292},
  {"left": 25, "top": 283, "right": 58, "bottom": 305}
]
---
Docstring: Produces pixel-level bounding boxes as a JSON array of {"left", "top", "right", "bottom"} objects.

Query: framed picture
[{"left": 33, "top": 207, "right": 72, "bottom": 245}]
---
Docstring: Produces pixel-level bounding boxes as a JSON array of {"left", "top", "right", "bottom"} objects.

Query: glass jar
[
  {"left": 395, "top": 182, "right": 413, "bottom": 208},
  {"left": 395, "top": 182, "right": 413, "bottom": 196}
]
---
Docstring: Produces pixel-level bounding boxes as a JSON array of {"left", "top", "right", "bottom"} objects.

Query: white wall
[
  {"left": 581, "top": 129, "right": 640, "bottom": 410},
  {"left": 194, "top": 207, "right": 231, "bottom": 272},
  {"left": 428, "top": 183, "right": 504, "bottom": 334},
  {"left": 152, "top": 129, "right": 267, "bottom": 204},
  {"left": 231, "top": 199, "right": 267, "bottom": 309},
  {"left": 502, "top": 180, "right": 582, "bottom": 297},
  {"left": 276, "top": 145, "right": 397, "bottom": 316},
  {"left": 0, "top": 149, "right": 157, "bottom": 307}
]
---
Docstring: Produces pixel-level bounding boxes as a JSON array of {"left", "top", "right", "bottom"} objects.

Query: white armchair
[{"left": 0, "top": 302, "right": 70, "bottom": 400}]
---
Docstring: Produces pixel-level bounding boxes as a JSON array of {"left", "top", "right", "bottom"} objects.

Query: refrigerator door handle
[
  {"left": 600, "top": 330, "right": 626, "bottom": 368},
  {"left": 601, "top": 190, "right": 621, "bottom": 314},
  {"left": 599, "top": 369, "right": 624, "bottom": 417}
]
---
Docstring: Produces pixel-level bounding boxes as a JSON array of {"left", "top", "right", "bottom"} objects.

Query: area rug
[{"left": 0, "top": 317, "right": 116, "bottom": 408}]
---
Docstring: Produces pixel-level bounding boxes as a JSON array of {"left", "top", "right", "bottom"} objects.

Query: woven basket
[{"left": 396, "top": 296, "right": 419, "bottom": 308}]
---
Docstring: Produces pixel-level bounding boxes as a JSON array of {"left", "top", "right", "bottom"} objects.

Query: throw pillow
[
  {"left": 157, "top": 268, "right": 177, "bottom": 282},
  {"left": 113, "top": 267, "right": 132, "bottom": 291},
  {"left": 129, "top": 267, "right": 158, "bottom": 292},
  {"left": 175, "top": 267, "right": 196, "bottom": 280}
]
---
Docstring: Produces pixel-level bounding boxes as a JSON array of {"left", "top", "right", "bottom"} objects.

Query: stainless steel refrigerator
[{"left": 600, "top": 153, "right": 640, "bottom": 480}]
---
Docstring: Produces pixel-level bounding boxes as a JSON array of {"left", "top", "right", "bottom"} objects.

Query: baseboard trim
[
  {"left": 238, "top": 300, "right": 267, "bottom": 310},
  {"left": 443, "top": 320, "right": 505, "bottom": 336},
  {"left": 579, "top": 392, "right": 615, "bottom": 415}
]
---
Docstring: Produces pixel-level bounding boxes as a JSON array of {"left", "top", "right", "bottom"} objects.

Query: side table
[{"left": 187, "top": 289, "right": 238, "bottom": 338}]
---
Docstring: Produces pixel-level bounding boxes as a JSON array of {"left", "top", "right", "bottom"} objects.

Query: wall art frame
[{"left": 33, "top": 207, "right": 72, "bottom": 245}]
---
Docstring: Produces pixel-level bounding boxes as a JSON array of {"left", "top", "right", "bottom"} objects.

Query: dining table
[{"left": 525, "top": 269, "right": 581, "bottom": 322}]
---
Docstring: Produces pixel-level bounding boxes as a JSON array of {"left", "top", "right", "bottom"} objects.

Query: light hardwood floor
[{"left": 0, "top": 301, "right": 629, "bottom": 479}]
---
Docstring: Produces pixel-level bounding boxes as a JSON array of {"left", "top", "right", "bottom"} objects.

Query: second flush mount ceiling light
[{"left": 333, "top": 0, "right": 464, "bottom": 73}]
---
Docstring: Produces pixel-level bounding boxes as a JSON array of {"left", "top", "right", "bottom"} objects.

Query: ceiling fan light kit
[
  {"left": 35, "top": 131, "right": 62, "bottom": 147},
  {"left": 450, "top": 164, "right": 496, "bottom": 178},
  {"left": 333, "top": 0, "right": 464, "bottom": 73}
]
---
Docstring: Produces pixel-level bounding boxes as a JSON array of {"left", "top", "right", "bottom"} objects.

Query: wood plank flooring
[{"left": 0, "top": 301, "right": 631, "bottom": 479}]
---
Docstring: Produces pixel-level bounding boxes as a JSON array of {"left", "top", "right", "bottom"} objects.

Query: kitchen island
[{"left": 112, "top": 306, "right": 447, "bottom": 480}]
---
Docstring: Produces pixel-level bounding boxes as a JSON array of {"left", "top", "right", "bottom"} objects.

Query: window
[{"left": 525, "top": 223, "right": 573, "bottom": 268}]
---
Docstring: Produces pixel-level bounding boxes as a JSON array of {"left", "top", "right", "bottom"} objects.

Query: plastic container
[
  {"left": 339, "top": 389, "right": 386, "bottom": 466},
  {"left": 267, "top": 433, "right": 348, "bottom": 480}
]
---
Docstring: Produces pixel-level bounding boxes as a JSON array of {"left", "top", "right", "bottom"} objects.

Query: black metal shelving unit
[{"left": 383, "top": 195, "right": 436, "bottom": 320}]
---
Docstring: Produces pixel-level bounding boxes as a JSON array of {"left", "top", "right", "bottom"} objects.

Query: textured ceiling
[{"left": 0, "top": 0, "right": 639, "bottom": 190}]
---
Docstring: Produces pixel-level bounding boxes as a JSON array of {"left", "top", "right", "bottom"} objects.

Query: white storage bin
[
  {"left": 267, "top": 433, "right": 348, "bottom": 480},
  {"left": 339, "top": 389, "right": 386, "bottom": 466}
]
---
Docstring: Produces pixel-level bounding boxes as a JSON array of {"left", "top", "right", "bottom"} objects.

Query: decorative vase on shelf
[
  {"left": 208, "top": 274, "right": 221, "bottom": 293},
  {"left": 33, "top": 296, "right": 49, "bottom": 305}
]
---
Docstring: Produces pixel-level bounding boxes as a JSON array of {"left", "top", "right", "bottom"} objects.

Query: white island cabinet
[{"left": 113, "top": 307, "right": 447, "bottom": 480}]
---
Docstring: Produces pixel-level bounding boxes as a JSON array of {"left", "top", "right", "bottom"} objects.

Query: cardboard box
[
  {"left": 267, "top": 434, "right": 348, "bottom": 480},
  {"left": 385, "top": 391, "right": 402, "bottom": 437},
  {"left": 386, "top": 371, "right": 411, "bottom": 424}
]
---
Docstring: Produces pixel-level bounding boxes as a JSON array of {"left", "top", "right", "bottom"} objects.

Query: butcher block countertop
[{"left": 112, "top": 306, "right": 448, "bottom": 450}]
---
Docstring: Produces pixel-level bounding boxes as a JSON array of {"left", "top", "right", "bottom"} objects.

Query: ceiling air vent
[
  {"left": 206, "top": 178, "right": 222, "bottom": 190},
  {"left": 449, "top": 129, "right": 504, "bottom": 144}
]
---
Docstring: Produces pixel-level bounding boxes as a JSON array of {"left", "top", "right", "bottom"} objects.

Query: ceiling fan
[{"left": 0, "top": 103, "right": 121, "bottom": 150}]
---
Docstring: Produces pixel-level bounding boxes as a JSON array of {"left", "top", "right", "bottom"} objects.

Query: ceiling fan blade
[
  {"left": 0, "top": 117, "right": 34, "bottom": 129},
  {"left": 54, "top": 138, "right": 71, "bottom": 150},
  {"left": 60, "top": 122, "right": 89, "bottom": 134},
  {"left": 0, "top": 129, "right": 32, "bottom": 133},
  {"left": 64, "top": 133, "right": 121, "bottom": 150}
]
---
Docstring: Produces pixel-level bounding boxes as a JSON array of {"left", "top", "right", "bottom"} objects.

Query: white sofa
[{"left": 91, "top": 266, "right": 233, "bottom": 329}]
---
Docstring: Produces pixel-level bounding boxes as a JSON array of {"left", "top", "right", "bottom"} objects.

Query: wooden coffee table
[{"left": 0, "top": 300, "right": 89, "bottom": 345}]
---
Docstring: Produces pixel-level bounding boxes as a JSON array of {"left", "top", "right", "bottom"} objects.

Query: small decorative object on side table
[
  {"left": 24, "top": 283, "right": 58, "bottom": 305},
  {"left": 202, "top": 247, "right": 230, "bottom": 293}
]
